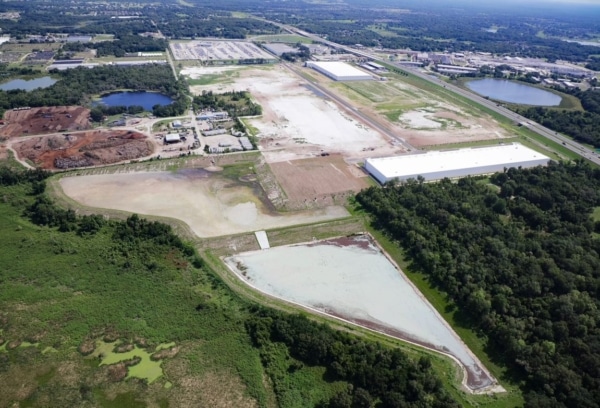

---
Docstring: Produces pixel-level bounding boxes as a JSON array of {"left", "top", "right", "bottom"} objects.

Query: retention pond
[
  {"left": 0, "top": 76, "right": 57, "bottom": 91},
  {"left": 96, "top": 91, "right": 173, "bottom": 111},
  {"left": 224, "top": 234, "right": 497, "bottom": 391},
  {"left": 466, "top": 78, "right": 562, "bottom": 106}
]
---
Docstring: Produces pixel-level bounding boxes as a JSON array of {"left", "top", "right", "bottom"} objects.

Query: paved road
[{"left": 280, "top": 25, "right": 600, "bottom": 164}]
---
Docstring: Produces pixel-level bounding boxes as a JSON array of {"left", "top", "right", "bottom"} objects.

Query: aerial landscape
[{"left": 1, "top": 0, "right": 600, "bottom": 407}]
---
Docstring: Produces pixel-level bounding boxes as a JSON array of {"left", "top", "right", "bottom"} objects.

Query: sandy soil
[
  {"left": 183, "top": 66, "right": 403, "bottom": 162},
  {"left": 398, "top": 104, "right": 509, "bottom": 147},
  {"left": 59, "top": 169, "right": 349, "bottom": 238},
  {"left": 10, "top": 130, "right": 153, "bottom": 170},
  {"left": 1, "top": 106, "right": 90, "bottom": 138},
  {"left": 224, "top": 235, "right": 499, "bottom": 392},
  {"left": 399, "top": 110, "right": 443, "bottom": 129},
  {"left": 330, "top": 78, "right": 512, "bottom": 148},
  {"left": 269, "top": 155, "right": 369, "bottom": 207}
]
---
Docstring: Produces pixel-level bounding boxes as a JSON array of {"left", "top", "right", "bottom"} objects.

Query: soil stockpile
[
  {"left": 13, "top": 130, "right": 153, "bottom": 170},
  {"left": 1, "top": 106, "right": 90, "bottom": 138}
]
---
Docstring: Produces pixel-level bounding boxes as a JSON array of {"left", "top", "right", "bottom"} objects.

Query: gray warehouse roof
[{"left": 365, "top": 143, "right": 550, "bottom": 183}]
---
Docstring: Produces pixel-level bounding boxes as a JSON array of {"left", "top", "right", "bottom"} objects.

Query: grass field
[
  {"left": 249, "top": 34, "right": 312, "bottom": 44},
  {"left": 0, "top": 179, "right": 279, "bottom": 406}
]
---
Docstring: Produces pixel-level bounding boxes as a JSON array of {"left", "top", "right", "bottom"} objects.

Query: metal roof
[{"left": 365, "top": 143, "right": 550, "bottom": 182}]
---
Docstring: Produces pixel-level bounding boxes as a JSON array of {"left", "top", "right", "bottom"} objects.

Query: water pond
[
  {"left": 225, "top": 235, "right": 496, "bottom": 391},
  {"left": 0, "top": 76, "right": 57, "bottom": 91},
  {"left": 89, "top": 340, "right": 175, "bottom": 383},
  {"left": 96, "top": 91, "right": 173, "bottom": 111},
  {"left": 466, "top": 78, "right": 562, "bottom": 106}
]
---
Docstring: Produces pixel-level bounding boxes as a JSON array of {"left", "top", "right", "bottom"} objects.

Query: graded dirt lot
[
  {"left": 11, "top": 130, "right": 153, "bottom": 170},
  {"left": 1, "top": 106, "right": 90, "bottom": 138},
  {"left": 59, "top": 169, "right": 349, "bottom": 238},
  {"left": 269, "top": 155, "right": 370, "bottom": 208},
  {"left": 183, "top": 65, "right": 404, "bottom": 162}
]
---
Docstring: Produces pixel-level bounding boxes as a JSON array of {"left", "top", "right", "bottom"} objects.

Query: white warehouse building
[
  {"left": 306, "top": 61, "right": 372, "bottom": 81},
  {"left": 365, "top": 143, "right": 551, "bottom": 184}
]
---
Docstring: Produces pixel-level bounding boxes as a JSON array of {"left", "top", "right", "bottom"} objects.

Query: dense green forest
[
  {"left": 208, "top": 0, "right": 600, "bottom": 62},
  {"left": 0, "top": 1, "right": 280, "bottom": 39},
  {"left": 63, "top": 35, "right": 168, "bottom": 57},
  {"left": 0, "top": 165, "right": 458, "bottom": 407},
  {"left": 2, "top": 0, "right": 598, "bottom": 61},
  {"left": 0, "top": 64, "right": 188, "bottom": 118},
  {"left": 247, "top": 310, "right": 458, "bottom": 408},
  {"left": 517, "top": 89, "right": 600, "bottom": 147},
  {"left": 192, "top": 91, "right": 262, "bottom": 118},
  {"left": 356, "top": 162, "right": 600, "bottom": 408}
]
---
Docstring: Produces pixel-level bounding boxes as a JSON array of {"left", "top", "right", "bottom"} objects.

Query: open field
[
  {"left": 183, "top": 65, "right": 404, "bottom": 162},
  {"left": 268, "top": 155, "right": 369, "bottom": 208},
  {"left": 249, "top": 34, "right": 313, "bottom": 44},
  {"left": 331, "top": 77, "right": 512, "bottom": 147},
  {"left": 1, "top": 106, "right": 90, "bottom": 138},
  {"left": 59, "top": 168, "right": 349, "bottom": 238},
  {"left": 0, "top": 180, "right": 269, "bottom": 408},
  {"left": 10, "top": 129, "right": 153, "bottom": 170},
  {"left": 224, "top": 235, "right": 498, "bottom": 392}
]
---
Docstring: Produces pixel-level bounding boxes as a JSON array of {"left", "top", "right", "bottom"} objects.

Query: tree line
[
  {"left": 192, "top": 90, "right": 262, "bottom": 118},
  {"left": 63, "top": 35, "right": 168, "bottom": 58},
  {"left": 356, "top": 162, "right": 600, "bottom": 408},
  {"left": 0, "top": 64, "right": 188, "bottom": 118},
  {"left": 516, "top": 89, "right": 600, "bottom": 147},
  {"left": 247, "top": 308, "right": 459, "bottom": 408}
]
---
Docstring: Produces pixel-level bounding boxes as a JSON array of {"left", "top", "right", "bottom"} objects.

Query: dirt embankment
[
  {"left": 1, "top": 106, "right": 91, "bottom": 138},
  {"left": 12, "top": 129, "right": 153, "bottom": 170}
]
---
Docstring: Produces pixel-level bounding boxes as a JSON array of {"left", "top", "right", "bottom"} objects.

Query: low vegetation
[{"left": 0, "top": 166, "right": 460, "bottom": 407}]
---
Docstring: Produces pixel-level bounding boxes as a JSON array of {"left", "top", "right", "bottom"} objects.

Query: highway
[{"left": 280, "top": 24, "right": 600, "bottom": 164}]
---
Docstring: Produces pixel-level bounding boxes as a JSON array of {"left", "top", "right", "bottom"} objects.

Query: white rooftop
[
  {"left": 366, "top": 144, "right": 550, "bottom": 181},
  {"left": 308, "top": 61, "right": 372, "bottom": 78}
]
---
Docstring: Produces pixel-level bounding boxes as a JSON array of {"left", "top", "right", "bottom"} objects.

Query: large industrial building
[
  {"left": 364, "top": 143, "right": 551, "bottom": 184},
  {"left": 306, "top": 61, "right": 372, "bottom": 81}
]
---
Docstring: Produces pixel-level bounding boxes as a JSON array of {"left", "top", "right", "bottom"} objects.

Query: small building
[
  {"left": 239, "top": 137, "right": 253, "bottom": 150},
  {"left": 164, "top": 133, "right": 181, "bottom": 144},
  {"left": 263, "top": 43, "right": 298, "bottom": 56},
  {"left": 364, "top": 143, "right": 550, "bottom": 184},
  {"left": 172, "top": 120, "right": 182, "bottom": 128},
  {"left": 196, "top": 111, "right": 229, "bottom": 121},
  {"left": 203, "top": 128, "right": 228, "bottom": 137},
  {"left": 366, "top": 61, "right": 385, "bottom": 70}
]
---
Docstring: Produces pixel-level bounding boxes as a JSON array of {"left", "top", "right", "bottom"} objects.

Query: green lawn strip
[
  {"left": 249, "top": 34, "right": 312, "bottom": 44},
  {"left": 239, "top": 117, "right": 260, "bottom": 136},
  {"left": 592, "top": 206, "right": 600, "bottom": 221}
]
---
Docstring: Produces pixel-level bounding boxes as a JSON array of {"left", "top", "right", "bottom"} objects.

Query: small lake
[
  {"left": 466, "top": 78, "right": 562, "bottom": 106},
  {"left": 97, "top": 91, "right": 173, "bottom": 111},
  {"left": 0, "top": 76, "right": 57, "bottom": 91}
]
